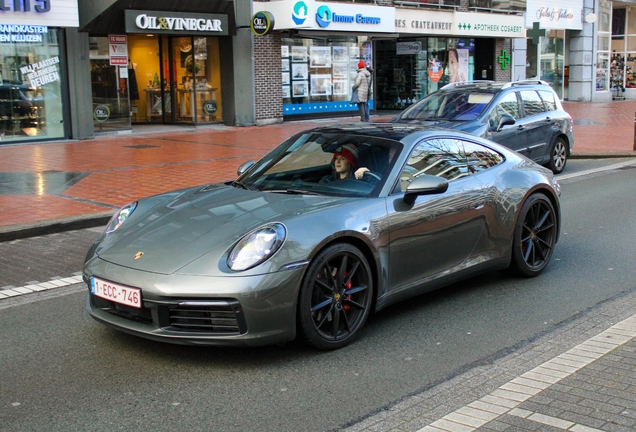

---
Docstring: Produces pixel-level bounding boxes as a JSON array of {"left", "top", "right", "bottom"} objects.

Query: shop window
[
  {"left": 0, "top": 29, "right": 64, "bottom": 143},
  {"left": 282, "top": 36, "right": 372, "bottom": 116},
  {"left": 89, "top": 37, "right": 131, "bottom": 132}
]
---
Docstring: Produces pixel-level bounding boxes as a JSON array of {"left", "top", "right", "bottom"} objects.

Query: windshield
[
  {"left": 236, "top": 132, "right": 402, "bottom": 198},
  {"left": 397, "top": 91, "right": 495, "bottom": 122}
]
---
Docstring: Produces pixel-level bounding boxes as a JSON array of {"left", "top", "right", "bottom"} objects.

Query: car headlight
[
  {"left": 227, "top": 223, "right": 286, "bottom": 271},
  {"left": 105, "top": 202, "right": 137, "bottom": 235}
]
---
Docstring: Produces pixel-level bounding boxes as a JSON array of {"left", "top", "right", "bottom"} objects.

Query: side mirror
[
  {"left": 237, "top": 160, "right": 255, "bottom": 177},
  {"left": 497, "top": 114, "right": 516, "bottom": 132},
  {"left": 403, "top": 174, "right": 449, "bottom": 205}
]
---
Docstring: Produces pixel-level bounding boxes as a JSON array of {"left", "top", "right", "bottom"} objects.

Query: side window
[
  {"left": 520, "top": 90, "right": 546, "bottom": 117},
  {"left": 488, "top": 92, "right": 520, "bottom": 127},
  {"left": 538, "top": 90, "right": 557, "bottom": 111},
  {"left": 463, "top": 141, "right": 505, "bottom": 173},
  {"left": 394, "top": 138, "right": 467, "bottom": 193}
]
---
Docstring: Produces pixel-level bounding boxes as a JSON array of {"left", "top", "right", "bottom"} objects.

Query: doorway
[
  {"left": 126, "top": 34, "right": 222, "bottom": 125},
  {"left": 473, "top": 39, "right": 494, "bottom": 81}
]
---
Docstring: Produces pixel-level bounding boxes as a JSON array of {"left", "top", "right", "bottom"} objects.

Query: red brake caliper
[{"left": 343, "top": 277, "right": 352, "bottom": 312}]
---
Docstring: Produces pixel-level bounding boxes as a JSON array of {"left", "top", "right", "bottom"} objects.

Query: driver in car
[{"left": 321, "top": 144, "right": 364, "bottom": 182}]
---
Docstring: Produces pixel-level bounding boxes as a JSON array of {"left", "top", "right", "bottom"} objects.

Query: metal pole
[{"left": 634, "top": 112, "right": 636, "bottom": 151}]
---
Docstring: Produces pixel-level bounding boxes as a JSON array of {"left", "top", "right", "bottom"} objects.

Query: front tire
[
  {"left": 298, "top": 243, "right": 373, "bottom": 350},
  {"left": 511, "top": 193, "right": 557, "bottom": 277},
  {"left": 547, "top": 137, "right": 567, "bottom": 174}
]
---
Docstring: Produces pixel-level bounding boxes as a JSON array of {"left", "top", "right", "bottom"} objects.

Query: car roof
[
  {"left": 439, "top": 79, "right": 554, "bottom": 93},
  {"left": 308, "top": 122, "right": 457, "bottom": 142}
]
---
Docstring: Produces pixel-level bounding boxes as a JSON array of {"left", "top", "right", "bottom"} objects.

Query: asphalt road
[{"left": 0, "top": 159, "right": 635, "bottom": 432}]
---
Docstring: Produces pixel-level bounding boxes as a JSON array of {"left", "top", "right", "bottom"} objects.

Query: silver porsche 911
[{"left": 83, "top": 123, "right": 561, "bottom": 350}]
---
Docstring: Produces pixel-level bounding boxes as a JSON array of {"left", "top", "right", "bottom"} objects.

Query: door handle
[
  {"left": 517, "top": 125, "right": 525, "bottom": 130},
  {"left": 545, "top": 117, "right": 552, "bottom": 123}
]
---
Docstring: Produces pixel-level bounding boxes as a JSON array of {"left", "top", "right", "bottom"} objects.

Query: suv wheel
[{"left": 547, "top": 137, "right": 567, "bottom": 174}]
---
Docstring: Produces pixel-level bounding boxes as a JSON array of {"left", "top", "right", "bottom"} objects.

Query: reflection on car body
[{"left": 84, "top": 123, "right": 562, "bottom": 350}]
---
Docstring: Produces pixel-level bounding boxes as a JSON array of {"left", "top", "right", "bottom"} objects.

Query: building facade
[
  {"left": 253, "top": 0, "right": 526, "bottom": 123},
  {"left": 2, "top": 0, "right": 633, "bottom": 144}
]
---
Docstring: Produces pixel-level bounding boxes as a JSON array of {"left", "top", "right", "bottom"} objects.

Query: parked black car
[{"left": 391, "top": 80, "right": 574, "bottom": 173}]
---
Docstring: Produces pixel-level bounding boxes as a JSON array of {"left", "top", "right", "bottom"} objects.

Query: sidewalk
[{"left": 1, "top": 101, "right": 635, "bottom": 241}]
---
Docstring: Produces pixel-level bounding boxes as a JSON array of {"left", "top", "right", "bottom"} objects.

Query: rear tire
[
  {"left": 547, "top": 137, "right": 567, "bottom": 174},
  {"left": 510, "top": 193, "right": 557, "bottom": 277},
  {"left": 298, "top": 243, "right": 373, "bottom": 350}
]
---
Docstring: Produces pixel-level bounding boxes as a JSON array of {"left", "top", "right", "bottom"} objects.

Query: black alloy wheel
[
  {"left": 511, "top": 193, "right": 557, "bottom": 277},
  {"left": 548, "top": 137, "right": 567, "bottom": 174},
  {"left": 298, "top": 243, "right": 373, "bottom": 350}
]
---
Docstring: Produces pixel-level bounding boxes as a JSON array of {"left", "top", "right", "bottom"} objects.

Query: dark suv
[{"left": 391, "top": 80, "right": 574, "bottom": 173}]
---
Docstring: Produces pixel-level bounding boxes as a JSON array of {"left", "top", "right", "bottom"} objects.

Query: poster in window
[
  {"left": 333, "top": 46, "right": 347, "bottom": 62},
  {"left": 311, "top": 74, "right": 332, "bottom": 96},
  {"left": 332, "top": 63, "right": 347, "bottom": 78},
  {"left": 292, "top": 81, "right": 308, "bottom": 97},
  {"left": 310, "top": 46, "right": 331, "bottom": 68},
  {"left": 349, "top": 46, "right": 360, "bottom": 58},
  {"left": 281, "top": 45, "right": 289, "bottom": 58},
  {"left": 332, "top": 79, "right": 348, "bottom": 95},
  {"left": 292, "top": 63, "right": 308, "bottom": 80},
  {"left": 282, "top": 58, "right": 290, "bottom": 72},
  {"left": 291, "top": 46, "right": 308, "bottom": 62},
  {"left": 282, "top": 85, "right": 291, "bottom": 98},
  {"left": 282, "top": 72, "right": 290, "bottom": 85}
]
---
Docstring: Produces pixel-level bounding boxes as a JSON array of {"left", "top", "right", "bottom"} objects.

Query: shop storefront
[
  {"left": 0, "top": 1, "right": 78, "bottom": 144},
  {"left": 379, "top": 8, "right": 526, "bottom": 110},
  {"left": 255, "top": 0, "right": 395, "bottom": 119},
  {"left": 254, "top": 0, "right": 525, "bottom": 120},
  {"left": 87, "top": 10, "right": 229, "bottom": 132},
  {"left": 525, "top": 0, "right": 583, "bottom": 101},
  {"left": 606, "top": 3, "right": 636, "bottom": 100}
]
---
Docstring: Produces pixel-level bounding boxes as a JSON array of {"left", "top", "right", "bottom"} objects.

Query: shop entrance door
[{"left": 129, "top": 34, "right": 220, "bottom": 124}]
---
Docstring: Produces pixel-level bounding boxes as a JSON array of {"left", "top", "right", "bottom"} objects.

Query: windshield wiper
[{"left": 231, "top": 180, "right": 256, "bottom": 190}]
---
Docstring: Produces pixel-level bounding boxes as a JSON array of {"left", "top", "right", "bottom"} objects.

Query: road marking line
[
  {"left": 0, "top": 274, "right": 83, "bottom": 300},
  {"left": 557, "top": 159, "right": 636, "bottom": 180},
  {"left": 416, "top": 314, "right": 636, "bottom": 432}
]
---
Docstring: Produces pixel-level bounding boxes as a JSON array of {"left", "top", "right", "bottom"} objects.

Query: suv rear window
[
  {"left": 538, "top": 90, "right": 557, "bottom": 111},
  {"left": 520, "top": 90, "right": 546, "bottom": 117}
]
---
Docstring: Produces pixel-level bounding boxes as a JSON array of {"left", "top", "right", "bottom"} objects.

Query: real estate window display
[
  {"left": 0, "top": 28, "right": 65, "bottom": 143},
  {"left": 281, "top": 36, "right": 373, "bottom": 117}
]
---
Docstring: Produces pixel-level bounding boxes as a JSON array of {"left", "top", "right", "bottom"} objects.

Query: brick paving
[
  {"left": 0, "top": 102, "right": 635, "bottom": 234},
  {"left": 343, "top": 291, "right": 636, "bottom": 432}
]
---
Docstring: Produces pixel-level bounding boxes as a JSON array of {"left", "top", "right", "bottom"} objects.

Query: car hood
[{"left": 95, "top": 184, "right": 347, "bottom": 275}]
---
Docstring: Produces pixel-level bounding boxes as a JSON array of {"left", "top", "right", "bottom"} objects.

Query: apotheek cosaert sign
[{"left": 125, "top": 10, "right": 229, "bottom": 36}]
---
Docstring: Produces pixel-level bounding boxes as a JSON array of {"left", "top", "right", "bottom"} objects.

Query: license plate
[{"left": 90, "top": 277, "right": 142, "bottom": 308}]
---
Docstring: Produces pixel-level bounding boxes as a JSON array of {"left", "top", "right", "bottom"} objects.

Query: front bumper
[{"left": 84, "top": 257, "right": 306, "bottom": 347}]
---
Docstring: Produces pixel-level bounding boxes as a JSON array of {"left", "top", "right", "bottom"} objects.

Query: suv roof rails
[
  {"left": 502, "top": 79, "right": 551, "bottom": 89},
  {"left": 440, "top": 80, "right": 495, "bottom": 90}
]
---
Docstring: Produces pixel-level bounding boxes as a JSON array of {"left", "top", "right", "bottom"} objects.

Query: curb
[{"left": 0, "top": 211, "right": 114, "bottom": 243}]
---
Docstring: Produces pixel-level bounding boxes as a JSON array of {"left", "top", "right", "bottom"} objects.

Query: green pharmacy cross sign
[
  {"left": 458, "top": 23, "right": 472, "bottom": 31},
  {"left": 527, "top": 21, "right": 546, "bottom": 45},
  {"left": 498, "top": 50, "right": 511, "bottom": 70}
]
